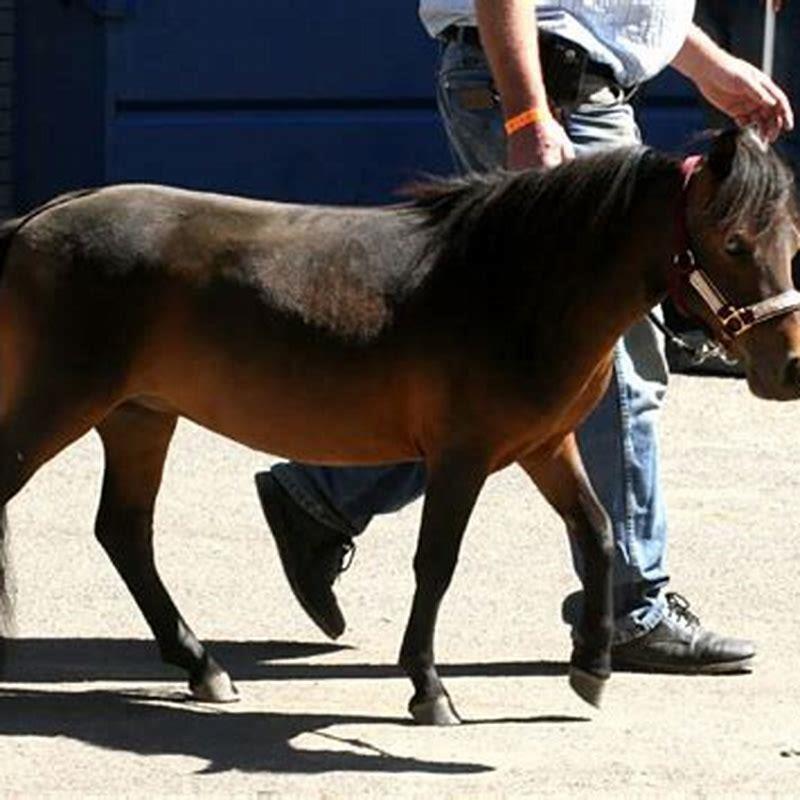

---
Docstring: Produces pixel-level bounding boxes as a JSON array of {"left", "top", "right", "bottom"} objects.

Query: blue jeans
[{"left": 273, "top": 39, "right": 670, "bottom": 643}]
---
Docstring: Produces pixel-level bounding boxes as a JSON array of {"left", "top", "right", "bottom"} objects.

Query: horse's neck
[
  {"left": 536, "top": 167, "right": 683, "bottom": 379},
  {"left": 589, "top": 167, "right": 683, "bottom": 339}
]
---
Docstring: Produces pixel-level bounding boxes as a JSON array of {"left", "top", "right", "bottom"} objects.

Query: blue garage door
[
  {"left": 15, "top": 2, "right": 705, "bottom": 213},
  {"left": 16, "top": 0, "right": 451, "bottom": 210}
]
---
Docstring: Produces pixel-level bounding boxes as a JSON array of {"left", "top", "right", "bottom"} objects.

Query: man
[{"left": 255, "top": 1, "right": 793, "bottom": 673}]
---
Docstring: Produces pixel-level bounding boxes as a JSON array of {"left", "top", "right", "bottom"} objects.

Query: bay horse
[{"left": 0, "top": 128, "right": 798, "bottom": 725}]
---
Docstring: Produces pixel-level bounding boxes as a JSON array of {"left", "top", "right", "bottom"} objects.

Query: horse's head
[{"left": 682, "top": 128, "right": 800, "bottom": 400}]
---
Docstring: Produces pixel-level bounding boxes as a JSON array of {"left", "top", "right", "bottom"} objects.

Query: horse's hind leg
[
  {"left": 398, "top": 450, "right": 487, "bottom": 725},
  {"left": 95, "top": 402, "right": 237, "bottom": 702},
  {"left": 519, "top": 434, "right": 613, "bottom": 708},
  {"left": 0, "top": 391, "right": 116, "bottom": 671}
]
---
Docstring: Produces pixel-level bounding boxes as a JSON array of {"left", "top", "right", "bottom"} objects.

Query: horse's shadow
[
  {"left": 0, "top": 638, "right": 586, "bottom": 775},
  {"left": 0, "top": 686, "right": 492, "bottom": 775},
  {"left": 0, "top": 637, "right": 572, "bottom": 683}
]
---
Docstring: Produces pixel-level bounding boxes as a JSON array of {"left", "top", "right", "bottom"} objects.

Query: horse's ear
[{"left": 706, "top": 129, "right": 740, "bottom": 181}]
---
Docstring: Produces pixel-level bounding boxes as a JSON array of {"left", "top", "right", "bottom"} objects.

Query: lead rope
[{"left": 646, "top": 310, "right": 739, "bottom": 367}]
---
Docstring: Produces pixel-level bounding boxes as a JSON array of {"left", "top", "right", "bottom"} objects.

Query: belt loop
[{"left": 440, "top": 25, "right": 481, "bottom": 49}]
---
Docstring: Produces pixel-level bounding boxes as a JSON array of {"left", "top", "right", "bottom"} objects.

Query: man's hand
[
  {"left": 475, "top": 1, "right": 572, "bottom": 169},
  {"left": 673, "top": 24, "right": 794, "bottom": 142},
  {"left": 694, "top": 52, "right": 793, "bottom": 141},
  {"left": 506, "top": 117, "right": 575, "bottom": 170}
]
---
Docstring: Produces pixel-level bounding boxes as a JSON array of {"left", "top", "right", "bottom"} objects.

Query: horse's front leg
[
  {"left": 519, "top": 433, "right": 613, "bottom": 707},
  {"left": 398, "top": 449, "right": 487, "bottom": 725}
]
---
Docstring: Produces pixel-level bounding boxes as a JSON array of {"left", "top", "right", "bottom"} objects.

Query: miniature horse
[{"left": 0, "top": 129, "right": 798, "bottom": 725}]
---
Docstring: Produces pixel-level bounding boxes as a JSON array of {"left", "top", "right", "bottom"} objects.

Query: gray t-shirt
[{"left": 418, "top": 0, "right": 696, "bottom": 85}]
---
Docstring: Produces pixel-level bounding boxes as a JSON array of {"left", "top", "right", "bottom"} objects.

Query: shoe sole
[
  {"left": 611, "top": 655, "right": 755, "bottom": 675},
  {"left": 255, "top": 473, "right": 345, "bottom": 641}
]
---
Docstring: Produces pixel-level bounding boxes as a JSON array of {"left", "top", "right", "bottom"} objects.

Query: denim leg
[
  {"left": 273, "top": 40, "right": 672, "bottom": 642},
  {"left": 435, "top": 40, "right": 507, "bottom": 172},
  {"left": 441, "top": 46, "right": 672, "bottom": 638},
  {"left": 562, "top": 96, "right": 671, "bottom": 640},
  {"left": 272, "top": 461, "right": 426, "bottom": 537},
  {"left": 574, "top": 318, "right": 670, "bottom": 641}
]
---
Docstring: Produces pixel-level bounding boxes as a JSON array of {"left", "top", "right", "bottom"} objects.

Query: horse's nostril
[{"left": 783, "top": 356, "right": 800, "bottom": 387}]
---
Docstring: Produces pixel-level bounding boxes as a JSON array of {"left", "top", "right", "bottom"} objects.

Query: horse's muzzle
[{"left": 746, "top": 353, "right": 800, "bottom": 400}]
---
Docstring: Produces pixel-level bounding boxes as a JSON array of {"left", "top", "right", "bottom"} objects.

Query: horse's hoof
[
  {"left": 409, "top": 694, "right": 462, "bottom": 726},
  {"left": 569, "top": 665, "right": 608, "bottom": 709},
  {"left": 189, "top": 669, "right": 239, "bottom": 703}
]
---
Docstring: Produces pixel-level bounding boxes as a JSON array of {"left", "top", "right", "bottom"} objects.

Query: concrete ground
[{"left": 1, "top": 373, "right": 799, "bottom": 798}]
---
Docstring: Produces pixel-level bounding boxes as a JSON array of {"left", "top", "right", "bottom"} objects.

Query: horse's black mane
[
  {"left": 396, "top": 129, "right": 795, "bottom": 316},
  {"left": 703, "top": 128, "right": 797, "bottom": 236},
  {"left": 406, "top": 144, "right": 669, "bottom": 268},
  {"left": 398, "top": 144, "right": 677, "bottom": 314}
]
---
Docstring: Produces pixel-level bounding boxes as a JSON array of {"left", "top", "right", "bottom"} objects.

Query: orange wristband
[{"left": 504, "top": 107, "right": 551, "bottom": 136}]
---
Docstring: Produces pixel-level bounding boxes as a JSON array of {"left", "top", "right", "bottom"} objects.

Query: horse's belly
[
  {"left": 247, "top": 418, "right": 422, "bottom": 465},
  {"left": 142, "top": 343, "right": 428, "bottom": 465},
  {"left": 196, "top": 404, "right": 423, "bottom": 466},
  {"left": 215, "top": 389, "right": 424, "bottom": 464}
]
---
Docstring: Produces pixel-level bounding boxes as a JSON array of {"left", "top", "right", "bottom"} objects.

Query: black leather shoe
[
  {"left": 611, "top": 592, "right": 756, "bottom": 674},
  {"left": 255, "top": 471, "right": 353, "bottom": 640}
]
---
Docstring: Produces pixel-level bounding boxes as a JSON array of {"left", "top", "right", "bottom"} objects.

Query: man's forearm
[
  {"left": 475, "top": 0, "right": 548, "bottom": 118},
  {"left": 671, "top": 23, "right": 731, "bottom": 83},
  {"left": 669, "top": 19, "right": 792, "bottom": 138}
]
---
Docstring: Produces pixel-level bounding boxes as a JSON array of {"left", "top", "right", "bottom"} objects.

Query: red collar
[{"left": 668, "top": 155, "right": 703, "bottom": 317}]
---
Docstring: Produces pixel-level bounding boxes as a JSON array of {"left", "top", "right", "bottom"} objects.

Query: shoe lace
[
  {"left": 321, "top": 539, "right": 356, "bottom": 584},
  {"left": 339, "top": 540, "right": 356, "bottom": 573},
  {"left": 665, "top": 592, "right": 701, "bottom": 628}
]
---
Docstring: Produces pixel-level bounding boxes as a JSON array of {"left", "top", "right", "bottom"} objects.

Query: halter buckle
[
  {"left": 719, "top": 306, "right": 756, "bottom": 337},
  {"left": 672, "top": 249, "right": 696, "bottom": 273}
]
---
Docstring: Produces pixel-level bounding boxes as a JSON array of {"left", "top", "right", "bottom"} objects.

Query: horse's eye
[{"left": 724, "top": 235, "right": 750, "bottom": 257}]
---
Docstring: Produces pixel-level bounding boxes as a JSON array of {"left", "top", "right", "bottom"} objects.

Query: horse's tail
[
  {"left": 0, "top": 191, "right": 101, "bottom": 662},
  {"left": 0, "top": 215, "right": 22, "bottom": 285},
  {"left": 0, "top": 189, "right": 99, "bottom": 287},
  {"left": 0, "top": 210, "right": 27, "bottom": 655},
  {"left": 0, "top": 508, "right": 12, "bottom": 661},
  {"left": 0, "top": 216, "right": 16, "bottom": 664},
  {"left": 0, "top": 207, "right": 42, "bottom": 658}
]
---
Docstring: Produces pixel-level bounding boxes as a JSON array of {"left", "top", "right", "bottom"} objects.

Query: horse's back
[{"left": 10, "top": 184, "right": 430, "bottom": 342}]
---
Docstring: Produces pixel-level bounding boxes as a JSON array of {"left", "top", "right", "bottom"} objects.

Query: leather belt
[{"left": 440, "top": 25, "right": 621, "bottom": 90}]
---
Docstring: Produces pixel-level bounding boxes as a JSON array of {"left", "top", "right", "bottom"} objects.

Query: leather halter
[{"left": 669, "top": 155, "right": 800, "bottom": 342}]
